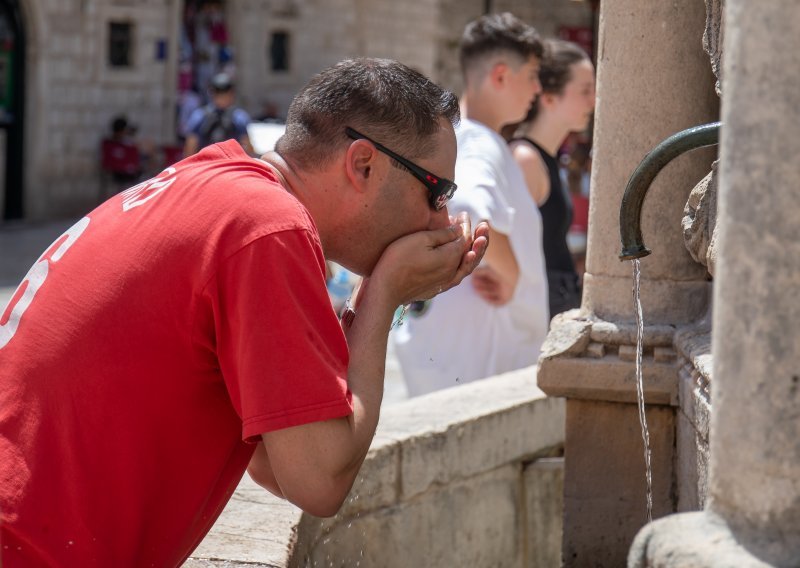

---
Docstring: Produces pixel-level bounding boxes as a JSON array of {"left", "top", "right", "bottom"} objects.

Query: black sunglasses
[{"left": 345, "top": 127, "right": 457, "bottom": 211}]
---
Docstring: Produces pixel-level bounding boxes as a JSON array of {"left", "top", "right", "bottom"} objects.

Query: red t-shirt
[{"left": 0, "top": 141, "right": 353, "bottom": 566}]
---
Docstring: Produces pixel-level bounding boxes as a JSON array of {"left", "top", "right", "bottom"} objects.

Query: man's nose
[{"left": 428, "top": 205, "right": 451, "bottom": 230}]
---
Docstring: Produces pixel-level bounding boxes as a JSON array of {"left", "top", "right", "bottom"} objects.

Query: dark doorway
[{"left": 0, "top": 0, "right": 24, "bottom": 220}]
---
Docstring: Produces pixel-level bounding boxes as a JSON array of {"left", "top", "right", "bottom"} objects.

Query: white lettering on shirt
[
  {"left": 121, "top": 167, "right": 178, "bottom": 212},
  {"left": 0, "top": 217, "right": 91, "bottom": 349}
]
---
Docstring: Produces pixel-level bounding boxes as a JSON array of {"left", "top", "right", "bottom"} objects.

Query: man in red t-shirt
[{"left": 0, "top": 58, "right": 488, "bottom": 567}]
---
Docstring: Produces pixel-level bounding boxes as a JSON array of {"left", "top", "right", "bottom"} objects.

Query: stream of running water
[{"left": 632, "top": 259, "right": 653, "bottom": 523}]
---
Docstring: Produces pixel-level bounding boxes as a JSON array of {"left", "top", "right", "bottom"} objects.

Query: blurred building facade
[{"left": 0, "top": 0, "right": 593, "bottom": 221}]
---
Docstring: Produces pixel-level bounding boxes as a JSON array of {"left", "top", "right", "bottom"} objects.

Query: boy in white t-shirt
[{"left": 394, "top": 13, "right": 549, "bottom": 396}]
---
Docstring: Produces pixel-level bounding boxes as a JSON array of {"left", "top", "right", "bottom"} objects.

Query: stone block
[
  {"left": 677, "top": 365, "right": 711, "bottom": 436},
  {"left": 298, "top": 466, "right": 522, "bottom": 568},
  {"left": 676, "top": 412, "right": 701, "bottom": 513},
  {"left": 387, "top": 373, "right": 565, "bottom": 500},
  {"left": 653, "top": 347, "right": 676, "bottom": 364},
  {"left": 619, "top": 344, "right": 637, "bottom": 362},
  {"left": 334, "top": 434, "right": 400, "bottom": 519},
  {"left": 524, "top": 458, "right": 564, "bottom": 567},
  {"left": 563, "top": 399, "right": 675, "bottom": 568},
  {"left": 538, "top": 355, "right": 678, "bottom": 406},
  {"left": 586, "top": 342, "right": 606, "bottom": 358}
]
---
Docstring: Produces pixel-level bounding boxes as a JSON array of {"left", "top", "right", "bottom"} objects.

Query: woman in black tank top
[{"left": 507, "top": 39, "right": 596, "bottom": 319}]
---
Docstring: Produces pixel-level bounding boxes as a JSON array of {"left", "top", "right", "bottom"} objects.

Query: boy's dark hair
[
  {"left": 276, "top": 58, "right": 460, "bottom": 171},
  {"left": 459, "top": 13, "right": 543, "bottom": 79}
]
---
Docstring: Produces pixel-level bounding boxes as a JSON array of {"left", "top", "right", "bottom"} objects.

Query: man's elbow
[{"left": 284, "top": 477, "right": 354, "bottom": 518}]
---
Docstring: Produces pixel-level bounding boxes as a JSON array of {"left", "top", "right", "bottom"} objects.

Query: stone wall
[
  {"left": 14, "top": 0, "right": 592, "bottom": 221},
  {"left": 187, "top": 368, "right": 566, "bottom": 567},
  {"left": 20, "top": 0, "right": 176, "bottom": 218}
]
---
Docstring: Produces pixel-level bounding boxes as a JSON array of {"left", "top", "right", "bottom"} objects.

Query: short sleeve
[
  {"left": 208, "top": 228, "right": 353, "bottom": 441},
  {"left": 450, "top": 133, "right": 515, "bottom": 234}
]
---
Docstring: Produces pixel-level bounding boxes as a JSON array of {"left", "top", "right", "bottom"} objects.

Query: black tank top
[{"left": 515, "top": 137, "right": 576, "bottom": 273}]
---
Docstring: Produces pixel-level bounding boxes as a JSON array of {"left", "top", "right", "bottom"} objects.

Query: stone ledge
[
  {"left": 187, "top": 475, "right": 301, "bottom": 567},
  {"left": 189, "top": 367, "right": 565, "bottom": 567},
  {"left": 539, "top": 355, "right": 678, "bottom": 405}
]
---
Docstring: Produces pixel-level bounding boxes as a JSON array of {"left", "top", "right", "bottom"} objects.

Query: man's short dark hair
[
  {"left": 276, "top": 58, "right": 460, "bottom": 170},
  {"left": 459, "top": 13, "right": 543, "bottom": 79}
]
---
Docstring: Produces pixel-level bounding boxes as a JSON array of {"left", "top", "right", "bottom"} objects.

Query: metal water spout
[{"left": 619, "top": 122, "right": 721, "bottom": 260}]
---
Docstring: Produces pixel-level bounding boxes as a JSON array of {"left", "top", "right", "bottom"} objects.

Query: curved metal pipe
[{"left": 619, "top": 122, "right": 721, "bottom": 260}]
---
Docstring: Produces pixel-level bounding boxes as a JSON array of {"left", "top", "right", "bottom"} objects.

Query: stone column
[
  {"left": 538, "top": 1, "right": 719, "bottom": 566},
  {"left": 583, "top": 1, "right": 719, "bottom": 325},
  {"left": 629, "top": 0, "right": 800, "bottom": 565}
]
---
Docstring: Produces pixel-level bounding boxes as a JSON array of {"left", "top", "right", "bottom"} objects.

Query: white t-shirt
[{"left": 393, "top": 119, "right": 548, "bottom": 396}]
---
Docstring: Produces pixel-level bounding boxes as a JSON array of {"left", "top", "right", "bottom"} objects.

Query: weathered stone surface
[
  {"left": 189, "top": 475, "right": 300, "bottom": 567},
  {"left": 393, "top": 370, "right": 565, "bottom": 499},
  {"left": 707, "top": 1, "right": 800, "bottom": 563},
  {"left": 298, "top": 466, "right": 523, "bottom": 568},
  {"left": 539, "top": 355, "right": 678, "bottom": 406},
  {"left": 682, "top": 160, "right": 719, "bottom": 276},
  {"left": 582, "top": 273, "right": 711, "bottom": 326},
  {"left": 563, "top": 400, "right": 675, "bottom": 568},
  {"left": 540, "top": 312, "right": 593, "bottom": 359},
  {"left": 586, "top": 342, "right": 606, "bottom": 358},
  {"left": 675, "top": 411, "right": 709, "bottom": 513},
  {"left": 652, "top": 347, "right": 676, "bottom": 364},
  {"left": 524, "top": 458, "right": 565, "bottom": 568},
  {"left": 629, "top": 511, "right": 773, "bottom": 568},
  {"left": 590, "top": 321, "right": 676, "bottom": 348},
  {"left": 288, "top": 369, "right": 566, "bottom": 567},
  {"left": 583, "top": 0, "right": 718, "bottom": 320},
  {"left": 703, "top": 0, "right": 725, "bottom": 96}
]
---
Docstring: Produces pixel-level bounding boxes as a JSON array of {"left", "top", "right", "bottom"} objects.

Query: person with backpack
[{"left": 183, "top": 71, "right": 253, "bottom": 156}]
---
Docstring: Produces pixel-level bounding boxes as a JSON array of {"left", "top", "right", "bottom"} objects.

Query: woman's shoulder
[{"left": 510, "top": 139, "right": 546, "bottom": 171}]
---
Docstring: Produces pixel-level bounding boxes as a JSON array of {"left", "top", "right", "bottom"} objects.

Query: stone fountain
[{"left": 540, "top": 0, "right": 800, "bottom": 566}]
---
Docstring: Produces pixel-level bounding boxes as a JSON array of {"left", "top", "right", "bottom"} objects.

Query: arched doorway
[{"left": 0, "top": 0, "right": 24, "bottom": 220}]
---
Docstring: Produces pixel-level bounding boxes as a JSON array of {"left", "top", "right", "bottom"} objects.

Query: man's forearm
[{"left": 257, "top": 280, "right": 396, "bottom": 517}]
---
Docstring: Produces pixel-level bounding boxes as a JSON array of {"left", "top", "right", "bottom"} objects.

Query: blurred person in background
[
  {"left": 394, "top": 13, "right": 548, "bottom": 397},
  {"left": 507, "top": 39, "right": 595, "bottom": 318},
  {"left": 184, "top": 71, "right": 253, "bottom": 156}
]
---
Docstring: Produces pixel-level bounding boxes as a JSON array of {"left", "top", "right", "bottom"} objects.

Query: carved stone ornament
[
  {"left": 682, "top": 160, "right": 719, "bottom": 277},
  {"left": 683, "top": 0, "right": 724, "bottom": 277}
]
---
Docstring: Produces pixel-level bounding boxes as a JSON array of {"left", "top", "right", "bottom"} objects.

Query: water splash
[{"left": 632, "top": 259, "right": 653, "bottom": 523}]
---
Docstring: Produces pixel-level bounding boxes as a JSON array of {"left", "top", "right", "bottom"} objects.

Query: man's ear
[
  {"left": 344, "top": 139, "right": 378, "bottom": 193},
  {"left": 488, "top": 62, "right": 509, "bottom": 89}
]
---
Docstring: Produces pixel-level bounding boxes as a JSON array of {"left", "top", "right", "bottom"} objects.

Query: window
[
  {"left": 108, "top": 22, "right": 133, "bottom": 68},
  {"left": 269, "top": 31, "right": 289, "bottom": 72}
]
